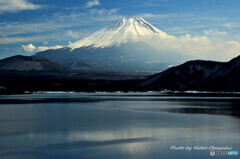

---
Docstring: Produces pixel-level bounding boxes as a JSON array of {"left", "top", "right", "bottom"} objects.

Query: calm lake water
[{"left": 0, "top": 92, "right": 239, "bottom": 159}]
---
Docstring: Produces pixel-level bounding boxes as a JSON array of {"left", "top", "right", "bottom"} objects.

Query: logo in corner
[{"left": 210, "top": 151, "right": 215, "bottom": 156}]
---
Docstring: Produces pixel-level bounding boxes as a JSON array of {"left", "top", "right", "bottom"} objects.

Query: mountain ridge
[
  {"left": 0, "top": 55, "right": 70, "bottom": 75},
  {"left": 141, "top": 60, "right": 225, "bottom": 90},
  {"left": 141, "top": 55, "right": 240, "bottom": 91},
  {"left": 1, "top": 54, "right": 240, "bottom": 94}
]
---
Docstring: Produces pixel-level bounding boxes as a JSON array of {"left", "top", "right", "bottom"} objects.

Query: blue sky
[{"left": 1, "top": 0, "right": 240, "bottom": 60}]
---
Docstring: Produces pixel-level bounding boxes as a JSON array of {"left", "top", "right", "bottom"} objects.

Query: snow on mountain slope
[{"left": 69, "top": 17, "right": 172, "bottom": 49}]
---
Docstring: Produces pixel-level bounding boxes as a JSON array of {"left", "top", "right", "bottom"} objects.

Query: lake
[{"left": 0, "top": 92, "right": 239, "bottom": 159}]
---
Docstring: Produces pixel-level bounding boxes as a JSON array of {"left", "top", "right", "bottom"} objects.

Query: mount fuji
[{"left": 34, "top": 17, "right": 185, "bottom": 75}]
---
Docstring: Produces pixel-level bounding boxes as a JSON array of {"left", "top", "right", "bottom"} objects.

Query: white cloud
[
  {"left": 0, "top": 37, "right": 32, "bottom": 44},
  {"left": 22, "top": 43, "right": 63, "bottom": 52},
  {"left": 0, "top": 0, "right": 40, "bottom": 13},
  {"left": 215, "top": 31, "right": 228, "bottom": 36},
  {"left": 203, "top": 30, "right": 213, "bottom": 35},
  {"left": 222, "top": 23, "right": 240, "bottom": 28},
  {"left": 145, "top": 33, "right": 240, "bottom": 61},
  {"left": 164, "top": 26, "right": 189, "bottom": 34},
  {"left": 90, "top": 8, "right": 119, "bottom": 16},
  {"left": 66, "top": 30, "right": 79, "bottom": 39},
  {"left": 85, "top": 0, "right": 100, "bottom": 8},
  {"left": 203, "top": 30, "right": 227, "bottom": 36},
  {"left": 37, "top": 45, "right": 63, "bottom": 52},
  {"left": 0, "top": 21, "right": 73, "bottom": 37},
  {"left": 0, "top": 35, "right": 60, "bottom": 44},
  {"left": 22, "top": 43, "right": 36, "bottom": 52},
  {"left": 0, "top": 7, "right": 120, "bottom": 38},
  {"left": 19, "top": 32, "right": 240, "bottom": 61}
]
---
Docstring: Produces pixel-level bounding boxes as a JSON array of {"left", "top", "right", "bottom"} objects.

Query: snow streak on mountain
[{"left": 69, "top": 17, "right": 171, "bottom": 49}]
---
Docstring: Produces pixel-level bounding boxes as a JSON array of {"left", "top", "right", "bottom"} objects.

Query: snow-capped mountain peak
[{"left": 69, "top": 17, "right": 169, "bottom": 49}]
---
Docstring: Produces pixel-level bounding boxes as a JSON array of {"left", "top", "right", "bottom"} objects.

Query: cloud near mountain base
[
  {"left": 21, "top": 34, "right": 240, "bottom": 62},
  {"left": 22, "top": 44, "right": 63, "bottom": 53},
  {"left": 145, "top": 33, "right": 240, "bottom": 61},
  {"left": 22, "top": 44, "right": 36, "bottom": 52}
]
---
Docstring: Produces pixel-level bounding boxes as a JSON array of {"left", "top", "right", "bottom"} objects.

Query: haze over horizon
[{"left": 1, "top": 0, "right": 240, "bottom": 61}]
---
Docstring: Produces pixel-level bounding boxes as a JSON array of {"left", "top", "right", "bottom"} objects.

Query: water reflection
[
  {"left": 0, "top": 93, "right": 239, "bottom": 159},
  {"left": 38, "top": 137, "right": 154, "bottom": 150},
  {"left": 132, "top": 101, "right": 240, "bottom": 118}
]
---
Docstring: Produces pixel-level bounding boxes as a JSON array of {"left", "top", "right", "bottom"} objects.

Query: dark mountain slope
[
  {"left": 141, "top": 60, "right": 224, "bottom": 91},
  {"left": 0, "top": 55, "right": 70, "bottom": 77},
  {"left": 0, "top": 55, "right": 145, "bottom": 94},
  {"left": 204, "top": 55, "right": 240, "bottom": 91}
]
